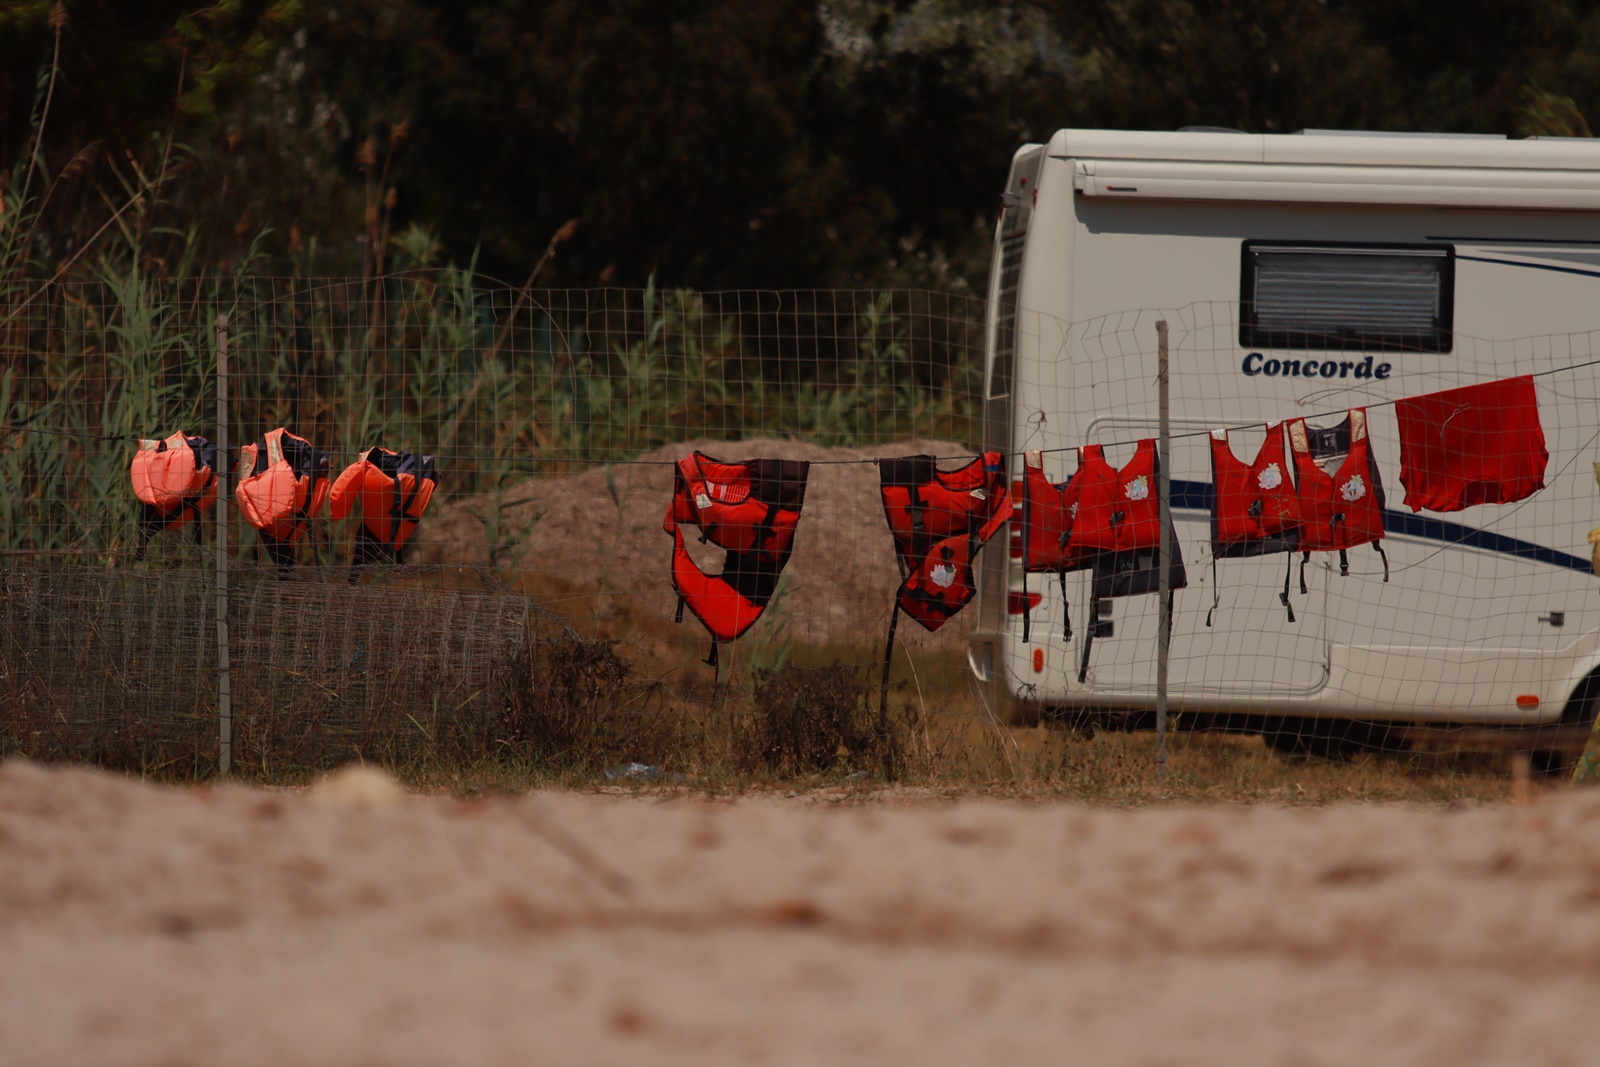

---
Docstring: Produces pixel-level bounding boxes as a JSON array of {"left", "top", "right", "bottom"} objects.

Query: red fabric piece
[{"left": 1394, "top": 375, "right": 1547, "bottom": 513}]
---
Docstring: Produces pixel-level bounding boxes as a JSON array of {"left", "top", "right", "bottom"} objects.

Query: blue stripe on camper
[{"left": 1167, "top": 479, "right": 1591, "bottom": 574}]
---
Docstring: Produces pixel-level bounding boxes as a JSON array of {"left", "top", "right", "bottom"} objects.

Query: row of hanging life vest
[
  {"left": 664, "top": 450, "right": 1017, "bottom": 667},
  {"left": 1019, "top": 409, "right": 1388, "bottom": 680},
  {"left": 129, "top": 428, "right": 437, "bottom": 570}
]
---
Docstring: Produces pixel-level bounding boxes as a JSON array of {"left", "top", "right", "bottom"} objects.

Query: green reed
[{"left": 2, "top": 271, "right": 983, "bottom": 553}]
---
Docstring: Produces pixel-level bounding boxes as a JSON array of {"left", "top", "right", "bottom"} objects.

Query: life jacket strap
[
  {"left": 1078, "top": 597, "right": 1101, "bottom": 684},
  {"left": 1338, "top": 548, "right": 1350, "bottom": 577},
  {"left": 674, "top": 596, "right": 685, "bottom": 624},
  {"left": 1021, "top": 564, "right": 1031, "bottom": 644},
  {"left": 907, "top": 482, "right": 926, "bottom": 562},
  {"left": 1206, "top": 556, "right": 1219, "bottom": 628},
  {"left": 1373, "top": 541, "right": 1390, "bottom": 582},
  {"left": 1020, "top": 491, "right": 1031, "bottom": 644},
  {"left": 1280, "top": 550, "right": 1296, "bottom": 624},
  {"left": 877, "top": 602, "right": 902, "bottom": 749},
  {"left": 1059, "top": 571, "right": 1071, "bottom": 643},
  {"left": 1300, "top": 552, "right": 1310, "bottom": 595}
]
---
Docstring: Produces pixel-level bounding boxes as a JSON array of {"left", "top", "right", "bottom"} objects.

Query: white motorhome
[{"left": 970, "top": 128, "right": 1600, "bottom": 753}]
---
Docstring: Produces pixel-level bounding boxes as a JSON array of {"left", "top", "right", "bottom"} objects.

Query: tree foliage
[{"left": 4, "top": 0, "right": 1600, "bottom": 290}]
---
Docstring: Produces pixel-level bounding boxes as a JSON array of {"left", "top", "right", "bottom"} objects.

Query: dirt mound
[
  {"left": 419, "top": 438, "right": 983, "bottom": 652},
  {"left": 5, "top": 760, "right": 1600, "bottom": 1064}
]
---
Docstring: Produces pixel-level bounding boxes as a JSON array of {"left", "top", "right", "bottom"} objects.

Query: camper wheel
[
  {"left": 1261, "top": 718, "right": 1357, "bottom": 761},
  {"left": 1530, "top": 669, "right": 1600, "bottom": 777},
  {"left": 1261, "top": 718, "right": 1400, "bottom": 762}
]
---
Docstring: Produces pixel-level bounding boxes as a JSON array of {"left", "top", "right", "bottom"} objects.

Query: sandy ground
[
  {"left": 7, "top": 761, "right": 1600, "bottom": 1065},
  {"left": 416, "top": 437, "right": 975, "bottom": 651}
]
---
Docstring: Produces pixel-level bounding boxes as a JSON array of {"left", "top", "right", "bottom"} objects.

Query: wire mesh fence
[{"left": 2, "top": 277, "right": 1596, "bottom": 791}]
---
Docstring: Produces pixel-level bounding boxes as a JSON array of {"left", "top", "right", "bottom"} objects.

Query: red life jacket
[
  {"left": 236, "top": 428, "right": 331, "bottom": 569},
  {"left": 129, "top": 431, "right": 220, "bottom": 559},
  {"left": 1070, "top": 440, "right": 1161, "bottom": 554},
  {"left": 878, "top": 452, "right": 1011, "bottom": 632},
  {"left": 1208, "top": 422, "right": 1301, "bottom": 624},
  {"left": 1287, "top": 409, "right": 1388, "bottom": 586},
  {"left": 1066, "top": 440, "right": 1189, "bottom": 683},
  {"left": 1210, "top": 423, "right": 1300, "bottom": 549},
  {"left": 1017, "top": 449, "right": 1090, "bottom": 642},
  {"left": 330, "top": 447, "right": 438, "bottom": 569},
  {"left": 1394, "top": 375, "right": 1547, "bottom": 513},
  {"left": 663, "top": 452, "right": 810, "bottom": 662},
  {"left": 1021, "top": 449, "right": 1089, "bottom": 573}
]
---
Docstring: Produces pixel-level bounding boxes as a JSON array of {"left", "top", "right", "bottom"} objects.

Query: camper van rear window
[{"left": 1239, "top": 242, "right": 1454, "bottom": 353}]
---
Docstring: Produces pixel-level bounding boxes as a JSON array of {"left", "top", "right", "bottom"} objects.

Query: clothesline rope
[{"left": 9, "top": 346, "right": 1600, "bottom": 472}]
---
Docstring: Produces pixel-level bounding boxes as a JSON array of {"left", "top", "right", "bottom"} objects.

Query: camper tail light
[
  {"left": 1516, "top": 695, "right": 1540, "bottom": 709},
  {"left": 1008, "top": 591, "right": 1041, "bottom": 615},
  {"left": 1033, "top": 648, "right": 1045, "bottom": 673}
]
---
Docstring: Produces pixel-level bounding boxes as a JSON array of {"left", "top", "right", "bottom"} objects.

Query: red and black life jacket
[
  {"left": 1066, "top": 440, "right": 1187, "bottom": 683},
  {"left": 1208, "top": 422, "right": 1301, "bottom": 624},
  {"left": 878, "top": 452, "right": 1011, "bottom": 633},
  {"left": 1287, "top": 409, "right": 1388, "bottom": 590},
  {"left": 129, "top": 431, "right": 220, "bottom": 559},
  {"left": 1017, "top": 449, "right": 1090, "bottom": 642},
  {"left": 330, "top": 447, "right": 438, "bottom": 571},
  {"left": 235, "top": 427, "right": 331, "bottom": 570},
  {"left": 663, "top": 452, "right": 810, "bottom": 664}
]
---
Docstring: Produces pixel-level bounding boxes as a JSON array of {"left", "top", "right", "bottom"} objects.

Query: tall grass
[{"left": 2, "top": 275, "right": 984, "bottom": 553}]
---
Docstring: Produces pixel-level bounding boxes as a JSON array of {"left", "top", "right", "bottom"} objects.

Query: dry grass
[{"left": 0, "top": 563, "right": 1541, "bottom": 806}]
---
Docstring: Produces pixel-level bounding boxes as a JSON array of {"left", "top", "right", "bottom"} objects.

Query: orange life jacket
[
  {"left": 1017, "top": 449, "right": 1090, "bottom": 642},
  {"left": 330, "top": 447, "right": 438, "bottom": 569},
  {"left": 1287, "top": 409, "right": 1388, "bottom": 590},
  {"left": 878, "top": 452, "right": 1011, "bottom": 633},
  {"left": 663, "top": 452, "right": 810, "bottom": 664},
  {"left": 129, "top": 431, "right": 220, "bottom": 558},
  {"left": 1208, "top": 422, "right": 1301, "bottom": 624},
  {"left": 235, "top": 428, "right": 331, "bottom": 568}
]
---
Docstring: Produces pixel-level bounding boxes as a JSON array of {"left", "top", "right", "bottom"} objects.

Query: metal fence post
[
  {"left": 215, "top": 313, "right": 232, "bottom": 777},
  {"left": 1155, "top": 319, "right": 1171, "bottom": 784}
]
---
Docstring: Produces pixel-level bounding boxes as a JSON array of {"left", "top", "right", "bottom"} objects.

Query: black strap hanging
[
  {"left": 1280, "top": 550, "right": 1296, "bottom": 623},
  {"left": 1206, "top": 555, "right": 1220, "bottom": 628},
  {"left": 1300, "top": 551, "right": 1310, "bottom": 595},
  {"left": 1020, "top": 566, "right": 1032, "bottom": 644},
  {"left": 878, "top": 602, "right": 901, "bottom": 723},
  {"left": 1077, "top": 597, "right": 1101, "bottom": 684},
  {"left": 1059, "top": 571, "right": 1072, "bottom": 642},
  {"left": 877, "top": 602, "right": 902, "bottom": 780},
  {"left": 1373, "top": 541, "right": 1390, "bottom": 582}
]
